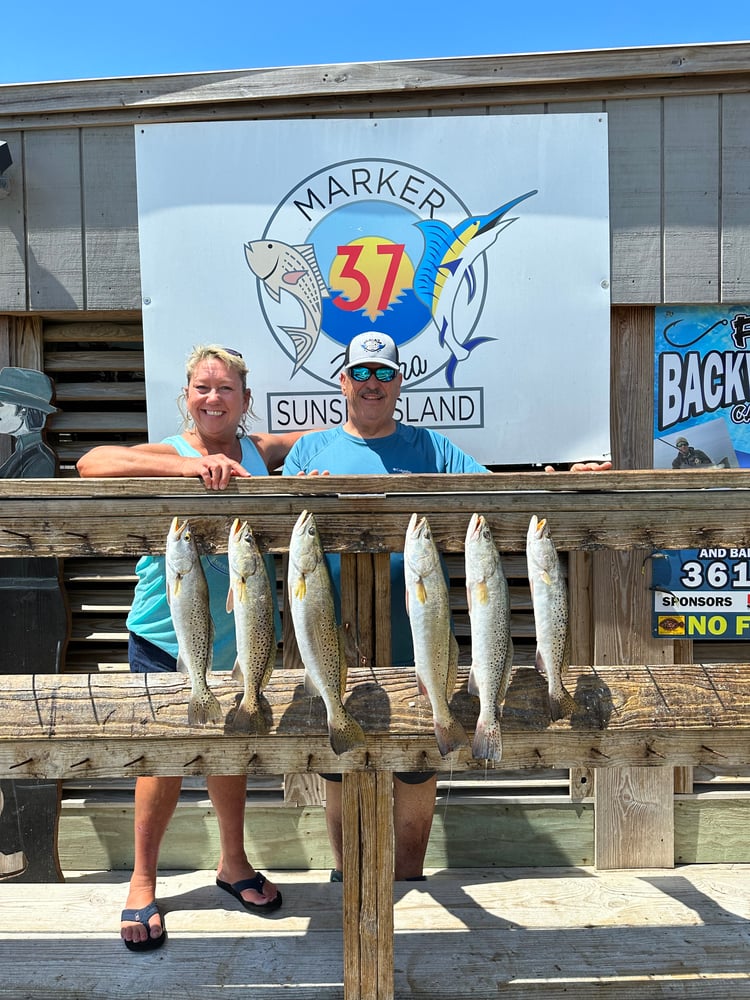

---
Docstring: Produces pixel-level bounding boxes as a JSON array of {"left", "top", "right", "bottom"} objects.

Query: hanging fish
[
  {"left": 465, "top": 513, "right": 513, "bottom": 761},
  {"left": 404, "top": 513, "right": 469, "bottom": 757},
  {"left": 287, "top": 510, "right": 366, "bottom": 756},
  {"left": 525, "top": 515, "right": 576, "bottom": 721}
]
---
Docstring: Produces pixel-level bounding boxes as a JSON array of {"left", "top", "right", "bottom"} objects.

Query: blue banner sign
[{"left": 652, "top": 547, "right": 750, "bottom": 639}]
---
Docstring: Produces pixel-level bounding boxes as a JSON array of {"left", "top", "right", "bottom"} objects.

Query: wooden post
[{"left": 342, "top": 770, "right": 394, "bottom": 1000}]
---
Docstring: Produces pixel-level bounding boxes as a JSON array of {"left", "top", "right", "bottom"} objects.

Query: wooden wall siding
[
  {"left": 721, "top": 93, "right": 750, "bottom": 301},
  {"left": 24, "top": 130, "right": 84, "bottom": 309},
  {"left": 1, "top": 44, "right": 750, "bottom": 312}
]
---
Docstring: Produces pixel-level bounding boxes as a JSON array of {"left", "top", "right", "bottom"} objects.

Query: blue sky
[{"left": 2, "top": 0, "right": 749, "bottom": 85}]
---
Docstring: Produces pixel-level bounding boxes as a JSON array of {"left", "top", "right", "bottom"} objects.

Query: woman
[{"left": 77, "top": 345, "right": 303, "bottom": 951}]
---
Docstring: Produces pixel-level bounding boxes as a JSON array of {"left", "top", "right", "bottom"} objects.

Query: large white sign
[{"left": 135, "top": 115, "right": 611, "bottom": 465}]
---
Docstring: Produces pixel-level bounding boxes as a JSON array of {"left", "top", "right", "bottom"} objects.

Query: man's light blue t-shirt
[{"left": 283, "top": 423, "right": 488, "bottom": 664}]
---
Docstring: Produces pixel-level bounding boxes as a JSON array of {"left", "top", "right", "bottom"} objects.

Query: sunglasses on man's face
[{"left": 347, "top": 366, "right": 398, "bottom": 383}]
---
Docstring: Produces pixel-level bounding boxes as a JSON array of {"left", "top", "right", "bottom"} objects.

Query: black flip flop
[
  {"left": 216, "top": 872, "right": 283, "bottom": 914},
  {"left": 121, "top": 901, "right": 167, "bottom": 952}
]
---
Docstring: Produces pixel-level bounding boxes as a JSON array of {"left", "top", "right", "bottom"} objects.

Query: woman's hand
[
  {"left": 182, "top": 454, "right": 251, "bottom": 490},
  {"left": 544, "top": 461, "right": 613, "bottom": 473}
]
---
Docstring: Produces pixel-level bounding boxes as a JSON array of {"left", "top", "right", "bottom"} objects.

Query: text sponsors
[{"left": 652, "top": 547, "right": 750, "bottom": 639}]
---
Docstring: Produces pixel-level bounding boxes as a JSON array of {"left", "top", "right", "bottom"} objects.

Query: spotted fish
[
  {"left": 165, "top": 517, "right": 222, "bottom": 726},
  {"left": 525, "top": 515, "right": 576, "bottom": 721},
  {"left": 227, "top": 518, "right": 276, "bottom": 733},
  {"left": 465, "top": 513, "right": 513, "bottom": 761},
  {"left": 287, "top": 510, "right": 366, "bottom": 756},
  {"left": 404, "top": 513, "right": 469, "bottom": 757}
]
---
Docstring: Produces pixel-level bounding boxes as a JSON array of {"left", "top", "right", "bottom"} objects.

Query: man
[
  {"left": 283, "top": 331, "right": 610, "bottom": 881},
  {"left": 672, "top": 436, "right": 713, "bottom": 469}
]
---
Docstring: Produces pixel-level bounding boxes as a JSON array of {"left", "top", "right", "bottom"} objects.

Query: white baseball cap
[{"left": 343, "top": 333, "right": 400, "bottom": 371}]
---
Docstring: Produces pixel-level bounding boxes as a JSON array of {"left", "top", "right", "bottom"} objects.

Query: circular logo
[{"left": 245, "top": 158, "right": 488, "bottom": 388}]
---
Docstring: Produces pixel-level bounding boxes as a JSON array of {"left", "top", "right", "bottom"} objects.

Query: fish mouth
[
  {"left": 170, "top": 517, "right": 188, "bottom": 540},
  {"left": 466, "top": 512, "right": 483, "bottom": 542},
  {"left": 231, "top": 518, "right": 247, "bottom": 539}
]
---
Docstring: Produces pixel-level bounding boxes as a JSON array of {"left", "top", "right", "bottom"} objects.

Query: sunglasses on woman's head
[
  {"left": 347, "top": 366, "right": 397, "bottom": 383},
  {"left": 223, "top": 348, "right": 243, "bottom": 358}
]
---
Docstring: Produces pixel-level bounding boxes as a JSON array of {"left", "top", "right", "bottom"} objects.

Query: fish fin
[
  {"left": 260, "top": 652, "right": 275, "bottom": 691},
  {"left": 282, "top": 269, "right": 306, "bottom": 286},
  {"left": 446, "top": 634, "right": 459, "bottom": 697},
  {"left": 534, "top": 648, "right": 545, "bottom": 676},
  {"left": 338, "top": 629, "right": 348, "bottom": 699},
  {"left": 415, "top": 669, "right": 429, "bottom": 698},
  {"left": 175, "top": 654, "right": 189, "bottom": 676},
  {"left": 472, "top": 718, "right": 503, "bottom": 763},
  {"left": 434, "top": 714, "right": 469, "bottom": 757},
  {"left": 292, "top": 574, "right": 307, "bottom": 600},
  {"left": 226, "top": 588, "right": 234, "bottom": 613},
  {"left": 329, "top": 713, "right": 366, "bottom": 756},
  {"left": 188, "top": 691, "right": 223, "bottom": 726},
  {"left": 231, "top": 659, "right": 243, "bottom": 684},
  {"left": 445, "top": 353, "right": 458, "bottom": 388},
  {"left": 265, "top": 284, "right": 282, "bottom": 303},
  {"left": 415, "top": 578, "right": 428, "bottom": 604},
  {"left": 467, "top": 665, "right": 480, "bottom": 698},
  {"left": 541, "top": 570, "right": 552, "bottom": 586},
  {"left": 304, "top": 671, "right": 320, "bottom": 698},
  {"left": 476, "top": 581, "right": 489, "bottom": 605},
  {"left": 549, "top": 687, "right": 577, "bottom": 722},
  {"left": 461, "top": 334, "right": 496, "bottom": 353}
]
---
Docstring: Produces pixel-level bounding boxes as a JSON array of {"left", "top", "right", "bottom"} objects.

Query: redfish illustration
[
  {"left": 245, "top": 240, "right": 329, "bottom": 375},
  {"left": 413, "top": 190, "right": 537, "bottom": 387}
]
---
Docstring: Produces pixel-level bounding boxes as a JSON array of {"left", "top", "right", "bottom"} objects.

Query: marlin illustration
[
  {"left": 413, "top": 190, "right": 537, "bottom": 386},
  {"left": 245, "top": 240, "right": 330, "bottom": 375}
]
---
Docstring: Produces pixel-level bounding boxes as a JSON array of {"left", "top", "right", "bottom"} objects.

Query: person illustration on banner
[
  {"left": 0, "top": 367, "right": 59, "bottom": 478},
  {"left": 671, "top": 436, "right": 713, "bottom": 469}
]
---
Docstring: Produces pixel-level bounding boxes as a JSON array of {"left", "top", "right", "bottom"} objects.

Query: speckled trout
[
  {"left": 165, "top": 517, "right": 222, "bottom": 726},
  {"left": 287, "top": 510, "right": 366, "bottom": 756},
  {"left": 465, "top": 513, "right": 513, "bottom": 761},
  {"left": 525, "top": 515, "right": 576, "bottom": 721},
  {"left": 227, "top": 518, "right": 276, "bottom": 733},
  {"left": 404, "top": 513, "right": 469, "bottom": 757}
]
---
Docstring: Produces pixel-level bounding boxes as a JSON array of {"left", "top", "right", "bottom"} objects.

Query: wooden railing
[{"left": 2, "top": 470, "right": 750, "bottom": 1000}]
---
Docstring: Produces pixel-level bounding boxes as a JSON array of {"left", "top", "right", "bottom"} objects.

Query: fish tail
[
  {"left": 231, "top": 693, "right": 268, "bottom": 735},
  {"left": 282, "top": 325, "right": 317, "bottom": 375},
  {"left": 434, "top": 713, "right": 469, "bottom": 757},
  {"left": 472, "top": 716, "right": 503, "bottom": 763},
  {"left": 548, "top": 686, "right": 577, "bottom": 722},
  {"left": 188, "top": 689, "right": 223, "bottom": 726},
  {"left": 329, "top": 712, "right": 366, "bottom": 756}
]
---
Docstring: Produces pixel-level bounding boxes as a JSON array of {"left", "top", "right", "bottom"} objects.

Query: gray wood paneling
[
  {"left": 2, "top": 45, "right": 750, "bottom": 311},
  {"left": 0, "top": 132, "right": 26, "bottom": 311},
  {"left": 721, "top": 93, "right": 750, "bottom": 302},
  {"left": 606, "top": 99, "right": 663, "bottom": 304},
  {"left": 82, "top": 127, "right": 141, "bottom": 310},
  {"left": 663, "top": 95, "right": 721, "bottom": 302},
  {"left": 24, "top": 130, "right": 84, "bottom": 310}
]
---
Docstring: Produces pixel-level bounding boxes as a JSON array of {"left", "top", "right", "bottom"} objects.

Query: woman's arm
[
  {"left": 251, "top": 430, "right": 312, "bottom": 472},
  {"left": 76, "top": 442, "right": 251, "bottom": 490}
]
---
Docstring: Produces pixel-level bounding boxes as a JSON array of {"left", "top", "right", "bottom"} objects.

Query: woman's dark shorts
[{"left": 129, "top": 632, "right": 177, "bottom": 673}]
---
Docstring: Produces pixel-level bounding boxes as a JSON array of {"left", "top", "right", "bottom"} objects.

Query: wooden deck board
[{"left": 2, "top": 865, "right": 750, "bottom": 998}]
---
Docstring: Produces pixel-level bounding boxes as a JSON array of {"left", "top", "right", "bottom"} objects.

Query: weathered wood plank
[
  {"left": 24, "top": 129, "right": 84, "bottom": 309},
  {"left": 81, "top": 127, "right": 141, "bottom": 309},
  {"left": 0, "top": 471, "right": 749, "bottom": 557},
  {"left": 663, "top": 95, "right": 720, "bottom": 302},
  {"left": 2, "top": 44, "right": 750, "bottom": 119},
  {"left": 2, "top": 665, "right": 750, "bottom": 779},
  {"left": 607, "top": 101, "right": 663, "bottom": 303},
  {"left": 721, "top": 92, "right": 750, "bottom": 301},
  {"left": 0, "top": 132, "right": 26, "bottom": 311}
]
